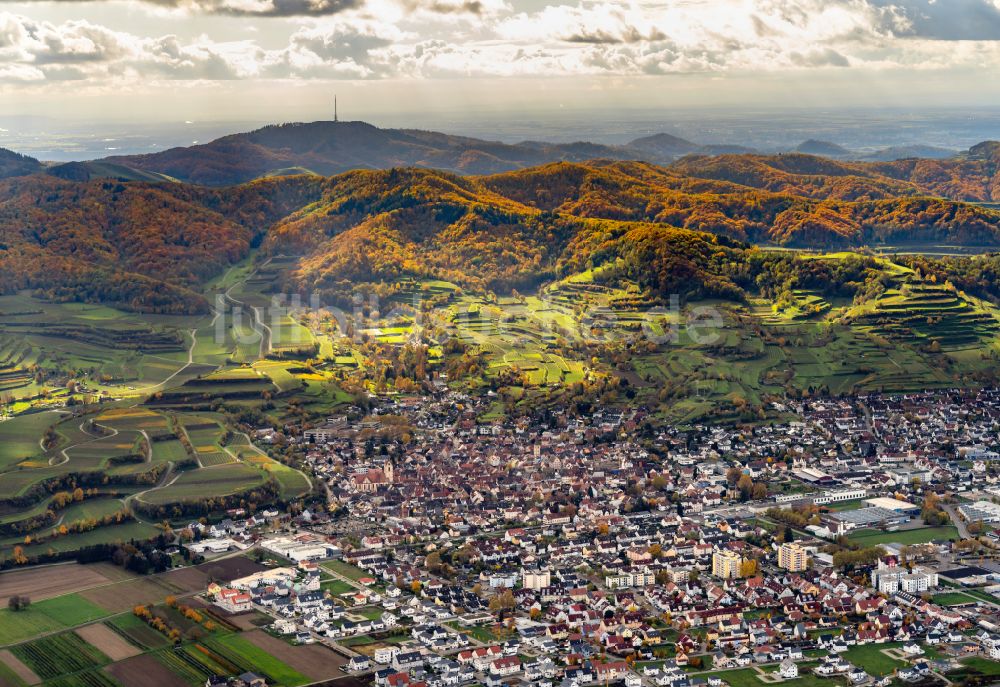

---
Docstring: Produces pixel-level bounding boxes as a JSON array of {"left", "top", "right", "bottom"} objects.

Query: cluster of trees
[
  {"left": 872, "top": 142, "right": 1000, "bottom": 202},
  {"left": 832, "top": 545, "right": 887, "bottom": 570},
  {"left": 670, "top": 154, "right": 920, "bottom": 201},
  {"left": 2, "top": 533, "right": 172, "bottom": 571},
  {"left": 765, "top": 504, "right": 821, "bottom": 528},
  {"left": 921, "top": 493, "right": 950, "bottom": 527},
  {"left": 111, "top": 542, "right": 171, "bottom": 574},
  {"left": 899, "top": 254, "right": 1000, "bottom": 303},
  {"left": 282, "top": 196, "right": 568, "bottom": 304},
  {"left": 672, "top": 146, "right": 1000, "bottom": 204},
  {"left": 726, "top": 466, "right": 769, "bottom": 501},
  {"left": 0, "top": 176, "right": 253, "bottom": 313},
  {"left": 0, "top": 147, "right": 42, "bottom": 178},
  {"left": 133, "top": 604, "right": 189, "bottom": 644},
  {"left": 6, "top": 595, "right": 31, "bottom": 611},
  {"left": 488, "top": 589, "right": 517, "bottom": 619},
  {"left": 165, "top": 595, "right": 213, "bottom": 627}
]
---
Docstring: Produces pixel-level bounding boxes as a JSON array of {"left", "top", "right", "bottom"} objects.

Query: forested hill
[
  {"left": 102, "top": 121, "right": 630, "bottom": 185},
  {"left": 98, "top": 121, "right": 761, "bottom": 185},
  {"left": 671, "top": 141, "right": 1000, "bottom": 202},
  {"left": 0, "top": 147, "right": 43, "bottom": 179},
  {"left": 91, "top": 119, "right": 1000, "bottom": 197},
  {"left": 3, "top": 154, "right": 1000, "bottom": 315}
]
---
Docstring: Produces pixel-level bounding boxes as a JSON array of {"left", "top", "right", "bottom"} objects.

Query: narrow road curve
[
  {"left": 136, "top": 328, "right": 198, "bottom": 394},
  {"left": 221, "top": 430, "right": 314, "bottom": 498},
  {"left": 223, "top": 262, "right": 270, "bottom": 359},
  {"left": 124, "top": 461, "right": 178, "bottom": 509},
  {"left": 251, "top": 305, "right": 273, "bottom": 357},
  {"left": 48, "top": 420, "right": 119, "bottom": 467},
  {"left": 139, "top": 429, "right": 152, "bottom": 463}
]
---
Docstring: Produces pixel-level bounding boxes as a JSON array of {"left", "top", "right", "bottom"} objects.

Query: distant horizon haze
[
  {"left": 2, "top": 106, "right": 1000, "bottom": 162},
  {"left": 2, "top": 0, "right": 1000, "bottom": 151}
]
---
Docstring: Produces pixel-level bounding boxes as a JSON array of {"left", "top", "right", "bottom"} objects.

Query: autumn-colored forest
[{"left": 1, "top": 143, "right": 1000, "bottom": 312}]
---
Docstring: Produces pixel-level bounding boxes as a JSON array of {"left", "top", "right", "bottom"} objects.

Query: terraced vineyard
[
  {"left": 150, "top": 368, "right": 278, "bottom": 407},
  {"left": 291, "top": 255, "right": 1000, "bottom": 424},
  {"left": 135, "top": 462, "right": 267, "bottom": 506},
  {"left": 0, "top": 404, "right": 309, "bottom": 561},
  {"left": 0, "top": 336, "right": 36, "bottom": 396},
  {"left": 851, "top": 283, "right": 1000, "bottom": 350}
]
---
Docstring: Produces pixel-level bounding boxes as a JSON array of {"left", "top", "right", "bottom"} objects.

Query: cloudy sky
[{"left": 1, "top": 0, "right": 1000, "bottom": 122}]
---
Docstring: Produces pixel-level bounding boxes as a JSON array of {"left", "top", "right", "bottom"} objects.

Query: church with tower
[{"left": 352, "top": 460, "right": 393, "bottom": 493}]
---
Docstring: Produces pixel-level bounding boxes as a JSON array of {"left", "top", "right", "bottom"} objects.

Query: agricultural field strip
[
  {"left": 48, "top": 417, "right": 143, "bottom": 469},
  {"left": 130, "top": 329, "right": 198, "bottom": 395},
  {"left": 0, "top": 414, "right": 158, "bottom": 536},
  {"left": 226, "top": 430, "right": 312, "bottom": 494},
  {"left": 137, "top": 264, "right": 267, "bottom": 391},
  {"left": 223, "top": 262, "right": 270, "bottom": 359},
  {"left": 0, "top": 553, "right": 249, "bottom": 650}
]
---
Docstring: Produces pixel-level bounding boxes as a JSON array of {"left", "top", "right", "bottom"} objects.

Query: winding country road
[
  {"left": 222, "top": 269, "right": 270, "bottom": 358},
  {"left": 48, "top": 419, "right": 119, "bottom": 467},
  {"left": 140, "top": 329, "right": 198, "bottom": 393}
]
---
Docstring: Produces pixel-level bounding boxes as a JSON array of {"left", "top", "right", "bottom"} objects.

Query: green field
[
  {"left": 932, "top": 591, "right": 986, "bottom": 605},
  {"left": 847, "top": 525, "right": 960, "bottom": 546},
  {"left": 841, "top": 642, "right": 907, "bottom": 676},
  {"left": 321, "top": 579, "right": 355, "bottom": 596},
  {"left": 136, "top": 462, "right": 267, "bottom": 506},
  {"left": 0, "top": 412, "right": 60, "bottom": 467},
  {"left": 340, "top": 631, "right": 410, "bottom": 647},
  {"left": 12, "top": 521, "right": 162, "bottom": 559},
  {"left": 229, "top": 434, "right": 311, "bottom": 498},
  {"left": 107, "top": 613, "right": 170, "bottom": 649},
  {"left": 0, "top": 594, "right": 110, "bottom": 645},
  {"left": 322, "top": 560, "right": 369, "bottom": 582},
  {"left": 208, "top": 634, "right": 310, "bottom": 686},
  {"left": 947, "top": 656, "right": 1000, "bottom": 684},
  {"left": 700, "top": 668, "right": 847, "bottom": 687},
  {"left": 56, "top": 498, "right": 128, "bottom": 524}
]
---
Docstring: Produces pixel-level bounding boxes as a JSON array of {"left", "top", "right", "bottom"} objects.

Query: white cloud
[{"left": 0, "top": 0, "right": 999, "bottom": 87}]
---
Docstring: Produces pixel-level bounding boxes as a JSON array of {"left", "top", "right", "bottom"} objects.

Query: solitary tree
[{"left": 7, "top": 595, "right": 31, "bottom": 612}]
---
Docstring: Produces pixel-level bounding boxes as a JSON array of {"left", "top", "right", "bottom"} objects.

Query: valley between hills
[{"left": 2, "top": 123, "right": 1000, "bottom": 565}]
